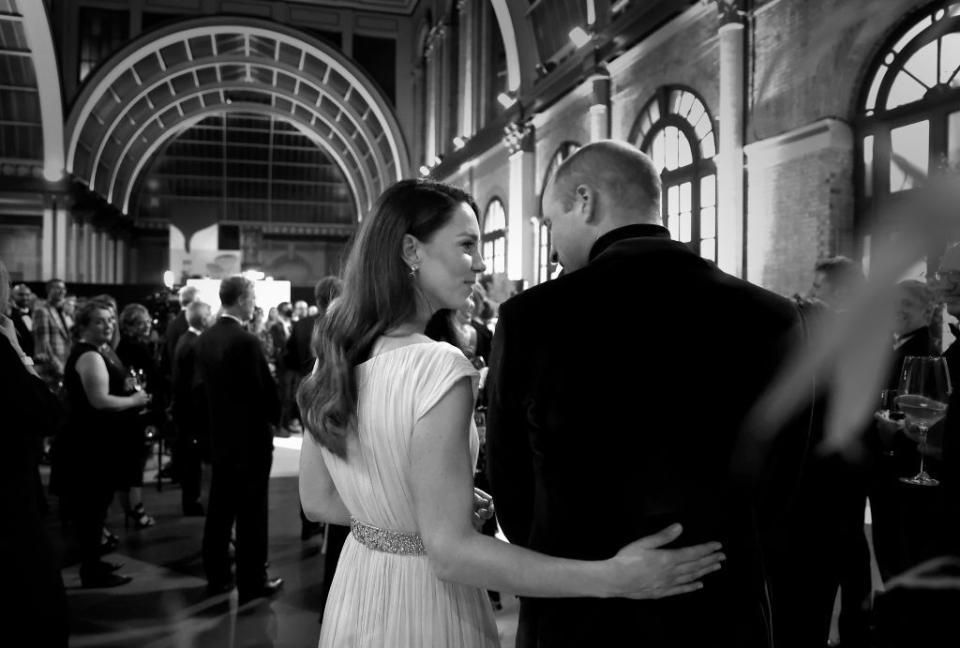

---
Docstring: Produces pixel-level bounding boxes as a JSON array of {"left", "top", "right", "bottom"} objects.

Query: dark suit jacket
[
  {"left": 284, "top": 314, "right": 318, "bottom": 377},
  {"left": 196, "top": 317, "right": 279, "bottom": 465},
  {"left": 172, "top": 330, "right": 204, "bottom": 438},
  {"left": 10, "top": 308, "right": 34, "bottom": 357},
  {"left": 486, "top": 225, "right": 801, "bottom": 648},
  {"left": 161, "top": 310, "right": 189, "bottom": 386},
  {"left": 940, "top": 338, "right": 960, "bottom": 555}
]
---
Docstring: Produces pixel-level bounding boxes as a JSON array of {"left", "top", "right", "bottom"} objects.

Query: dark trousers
[
  {"left": 174, "top": 423, "right": 203, "bottom": 508},
  {"left": 280, "top": 370, "right": 300, "bottom": 428},
  {"left": 63, "top": 476, "right": 114, "bottom": 574},
  {"left": 202, "top": 455, "right": 272, "bottom": 590}
]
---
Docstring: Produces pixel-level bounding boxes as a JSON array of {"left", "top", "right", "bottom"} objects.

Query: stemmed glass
[
  {"left": 877, "top": 389, "right": 903, "bottom": 456},
  {"left": 896, "top": 356, "right": 951, "bottom": 487}
]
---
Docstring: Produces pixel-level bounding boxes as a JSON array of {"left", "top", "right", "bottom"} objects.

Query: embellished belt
[{"left": 350, "top": 518, "right": 426, "bottom": 556}]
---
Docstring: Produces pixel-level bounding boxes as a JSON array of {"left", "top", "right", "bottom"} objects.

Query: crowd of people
[{"left": 2, "top": 140, "right": 959, "bottom": 647}]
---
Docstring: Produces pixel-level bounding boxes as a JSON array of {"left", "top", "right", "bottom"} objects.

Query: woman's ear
[{"left": 401, "top": 233, "right": 422, "bottom": 268}]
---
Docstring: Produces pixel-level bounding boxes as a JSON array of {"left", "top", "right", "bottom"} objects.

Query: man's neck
[{"left": 221, "top": 310, "right": 246, "bottom": 324}]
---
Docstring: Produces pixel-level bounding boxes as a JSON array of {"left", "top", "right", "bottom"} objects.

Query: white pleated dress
[{"left": 316, "top": 340, "right": 500, "bottom": 648}]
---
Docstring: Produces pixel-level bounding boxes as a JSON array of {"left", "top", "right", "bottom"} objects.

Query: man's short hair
[
  {"left": 179, "top": 285, "right": 198, "bottom": 308},
  {"left": 220, "top": 276, "right": 253, "bottom": 307},
  {"left": 314, "top": 276, "right": 343, "bottom": 311},
  {"left": 551, "top": 140, "right": 661, "bottom": 219},
  {"left": 277, "top": 301, "right": 294, "bottom": 318},
  {"left": 46, "top": 278, "right": 65, "bottom": 291},
  {"left": 814, "top": 256, "right": 865, "bottom": 287},
  {"left": 186, "top": 300, "right": 210, "bottom": 329}
]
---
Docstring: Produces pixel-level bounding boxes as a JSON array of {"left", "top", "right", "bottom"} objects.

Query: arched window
[
  {"left": 482, "top": 198, "right": 507, "bottom": 275},
  {"left": 632, "top": 87, "right": 717, "bottom": 261},
  {"left": 857, "top": 1, "right": 960, "bottom": 253},
  {"left": 535, "top": 141, "right": 580, "bottom": 283}
]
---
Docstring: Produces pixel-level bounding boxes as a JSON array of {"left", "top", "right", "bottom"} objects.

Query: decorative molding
[
  {"left": 502, "top": 120, "right": 534, "bottom": 154},
  {"left": 744, "top": 118, "right": 853, "bottom": 168},
  {"left": 710, "top": 0, "right": 747, "bottom": 26}
]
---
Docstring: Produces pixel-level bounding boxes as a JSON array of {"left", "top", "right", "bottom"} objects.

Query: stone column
[
  {"left": 504, "top": 120, "right": 536, "bottom": 286},
  {"left": 98, "top": 231, "right": 109, "bottom": 283},
  {"left": 53, "top": 201, "right": 67, "bottom": 280},
  {"left": 67, "top": 215, "right": 79, "bottom": 282},
  {"left": 116, "top": 238, "right": 127, "bottom": 284},
  {"left": 716, "top": 0, "right": 746, "bottom": 277},
  {"left": 589, "top": 69, "right": 611, "bottom": 142},
  {"left": 85, "top": 224, "right": 97, "bottom": 284},
  {"left": 457, "top": 0, "right": 474, "bottom": 139},
  {"left": 41, "top": 202, "right": 54, "bottom": 280}
]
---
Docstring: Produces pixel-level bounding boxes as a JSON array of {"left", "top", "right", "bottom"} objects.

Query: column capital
[
  {"left": 712, "top": 0, "right": 747, "bottom": 27},
  {"left": 502, "top": 120, "right": 534, "bottom": 155},
  {"left": 455, "top": 0, "right": 469, "bottom": 12}
]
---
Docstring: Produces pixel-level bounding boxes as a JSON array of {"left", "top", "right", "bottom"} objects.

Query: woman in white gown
[{"left": 298, "top": 179, "right": 725, "bottom": 647}]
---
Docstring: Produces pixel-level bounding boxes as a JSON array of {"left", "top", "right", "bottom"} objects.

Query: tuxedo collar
[
  {"left": 220, "top": 314, "right": 244, "bottom": 326},
  {"left": 588, "top": 224, "right": 671, "bottom": 264}
]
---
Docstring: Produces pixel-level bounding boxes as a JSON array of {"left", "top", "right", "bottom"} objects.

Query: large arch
[
  {"left": 490, "top": 0, "right": 537, "bottom": 94},
  {"left": 65, "top": 16, "right": 410, "bottom": 218}
]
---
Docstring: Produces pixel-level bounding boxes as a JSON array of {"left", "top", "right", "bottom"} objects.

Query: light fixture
[
  {"left": 569, "top": 26, "right": 591, "bottom": 48},
  {"left": 419, "top": 164, "right": 430, "bottom": 176},
  {"left": 431, "top": 155, "right": 443, "bottom": 167},
  {"left": 453, "top": 135, "right": 468, "bottom": 150},
  {"left": 497, "top": 91, "right": 516, "bottom": 108},
  {"left": 163, "top": 270, "right": 175, "bottom": 289},
  {"left": 242, "top": 269, "right": 265, "bottom": 281}
]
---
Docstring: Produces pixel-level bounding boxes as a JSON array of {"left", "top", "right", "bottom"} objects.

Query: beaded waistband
[{"left": 350, "top": 518, "right": 426, "bottom": 556}]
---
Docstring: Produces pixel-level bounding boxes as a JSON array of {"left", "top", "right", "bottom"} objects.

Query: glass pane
[
  {"left": 902, "top": 40, "right": 937, "bottom": 88},
  {"left": 892, "top": 16, "right": 932, "bottom": 54},
  {"left": 679, "top": 211, "right": 691, "bottom": 243},
  {"left": 648, "top": 101, "right": 659, "bottom": 125},
  {"left": 700, "top": 237, "right": 716, "bottom": 261},
  {"left": 694, "top": 113, "right": 712, "bottom": 141},
  {"left": 700, "top": 175, "right": 716, "bottom": 208},
  {"left": 863, "top": 135, "right": 874, "bottom": 198},
  {"left": 651, "top": 131, "right": 665, "bottom": 172},
  {"left": 886, "top": 71, "right": 927, "bottom": 110},
  {"left": 670, "top": 89, "right": 682, "bottom": 114},
  {"left": 865, "top": 66, "right": 885, "bottom": 111},
  {"left": 890, "top": 120, "right": 929, "bottom": 192},
  {"left": 700, "top": 205, "right": 716, "bottom": 238},
  {"left": 949, "top": 111, "right": 960, "bottom": 168},
  {"left": 679, "top": 182, "right": 691, "bottom": 213},
  {"left": 678, "top": 133, "right": 693, "bottom": 166},
  {"left": 701, "top": 133, "right": 716, "bottom": 159},
  {"left": 687, "top": 99, "right": 705, "bottom": 128},
  {"left": 941, "top": 33, "right": 960, "bottom": 85},
  {"left": 667, "top": 185, "right": 679, "bottom": 217},
  {"left": 665, "top": 126, "right": 679, "bottom": 170},
  {"left": 678, "top": 91, "right": 695, "bottom": 118}
]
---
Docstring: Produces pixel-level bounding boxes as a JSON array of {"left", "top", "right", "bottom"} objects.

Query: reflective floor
[{"left": 57, "top": 440, "right": 520, "bottom": 648}]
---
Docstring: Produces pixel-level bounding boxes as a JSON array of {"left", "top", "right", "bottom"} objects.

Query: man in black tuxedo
[
  {"left": 196, "top": 277, "right": 282, "bottom": 602},
  {"left": 486, "top": 141, "right": 802, "bottom": 647},
  {"left": 161, "top": 285, "right": 198, "bottom": 390},
  {"left": 171, "top": 299, "right": 211, "bottom": 516},
  {"left": 9, "top": 284, "right": 35, "bottom": 357}
]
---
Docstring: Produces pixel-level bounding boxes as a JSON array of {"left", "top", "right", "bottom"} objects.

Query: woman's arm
[
  {"left": 76, "top": 351, "right": 150, "bottom": 412},
  {"left": 299, "top": 431, "right": 352, "bottom": 525},
  {"left": 411, "top": 378, "right": 724, "bottom": 599}
]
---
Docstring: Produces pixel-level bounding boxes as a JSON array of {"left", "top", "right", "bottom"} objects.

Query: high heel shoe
[{"left": 125, "top": 503, "right": 155, "bottom": 529}]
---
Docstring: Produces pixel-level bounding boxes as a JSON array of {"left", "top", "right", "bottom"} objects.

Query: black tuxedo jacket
[
  {"left": 196, "top": 317, "right": 279, "bottom": 465},
  {"left": 486, "top": 225, "right": 801, "bottom": 648},
  {"left": 284, "top": 314, "right": 318, "bottom": 377},
  {"left": 11, "top": 309, "right": 34, "bottom": 357},
  {"left": 940, "top": 338, "right": 960, "bottom": 554},
  {"left": 161, "top": 310, "right": 189, "bottom": 384},
  {"left": 172, "top": 330, "right": 204, "bottom": 436}
]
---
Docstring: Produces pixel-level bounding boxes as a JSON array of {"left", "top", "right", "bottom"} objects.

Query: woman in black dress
[
  {"left": 116, "top": 303, "right": 162, "bottom": 528},
  {"left": 57, "top": 301, "right": 150, "bottom": 587}
]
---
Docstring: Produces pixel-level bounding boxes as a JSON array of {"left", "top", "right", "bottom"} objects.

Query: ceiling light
[
  {"left": 497, "top": 92, "right": 516, "bottom": 108},
  {"left": 453, "top": 135, "right": 467, "bottom": 150},
  {"left": 419, "top": 165, "right": 430, "bottom": 176},
  {"left": 569, "top": 27, "right": 591, "bottom": 48}
]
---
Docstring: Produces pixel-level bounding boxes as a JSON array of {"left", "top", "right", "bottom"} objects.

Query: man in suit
[
  {"left": 161, "top": 285, "right": 198, "bottom": 389},
  {"left": 32, "top": 278, "right": 70, "bottom": 390},
  {"left": 9, "top": 284, "right": 35, "bottom": 357},
  {"left": 171, "top": 299, "right": 211, "bottom": 516},
  {"left": 486, "top": 141, "right": 803, "bottom": 647},
  {"left": 196, "top": 277, "right": 282, "bottom": 602}
]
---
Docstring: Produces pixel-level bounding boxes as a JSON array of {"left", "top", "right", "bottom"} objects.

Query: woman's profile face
[{"left": 415, "top": 202, "right": 486, "bottom": 312}]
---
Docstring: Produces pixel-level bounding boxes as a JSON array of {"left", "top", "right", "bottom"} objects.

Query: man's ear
[
  {"left": 575, "top": 184, "right": 598, "bottom": 224},
  {"left": 401, "top": 233, "right": 422, "bottom": 268}
]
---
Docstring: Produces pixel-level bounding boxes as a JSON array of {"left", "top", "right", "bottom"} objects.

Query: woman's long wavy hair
[{"left": 297, "top": 179, "right": 479, "bottom": 458}]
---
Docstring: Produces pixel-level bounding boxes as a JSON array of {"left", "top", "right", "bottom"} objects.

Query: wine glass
[
  {"left": 877, "top": 389, "right": 903, "bottom": 456},
  {"left": 896, "top": 356, "right": 951, "bottom": 487}
]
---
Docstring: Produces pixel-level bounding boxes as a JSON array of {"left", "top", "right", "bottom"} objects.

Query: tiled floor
[{"left": 57, "top": 440, "right": 519, "bottom": 648}]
